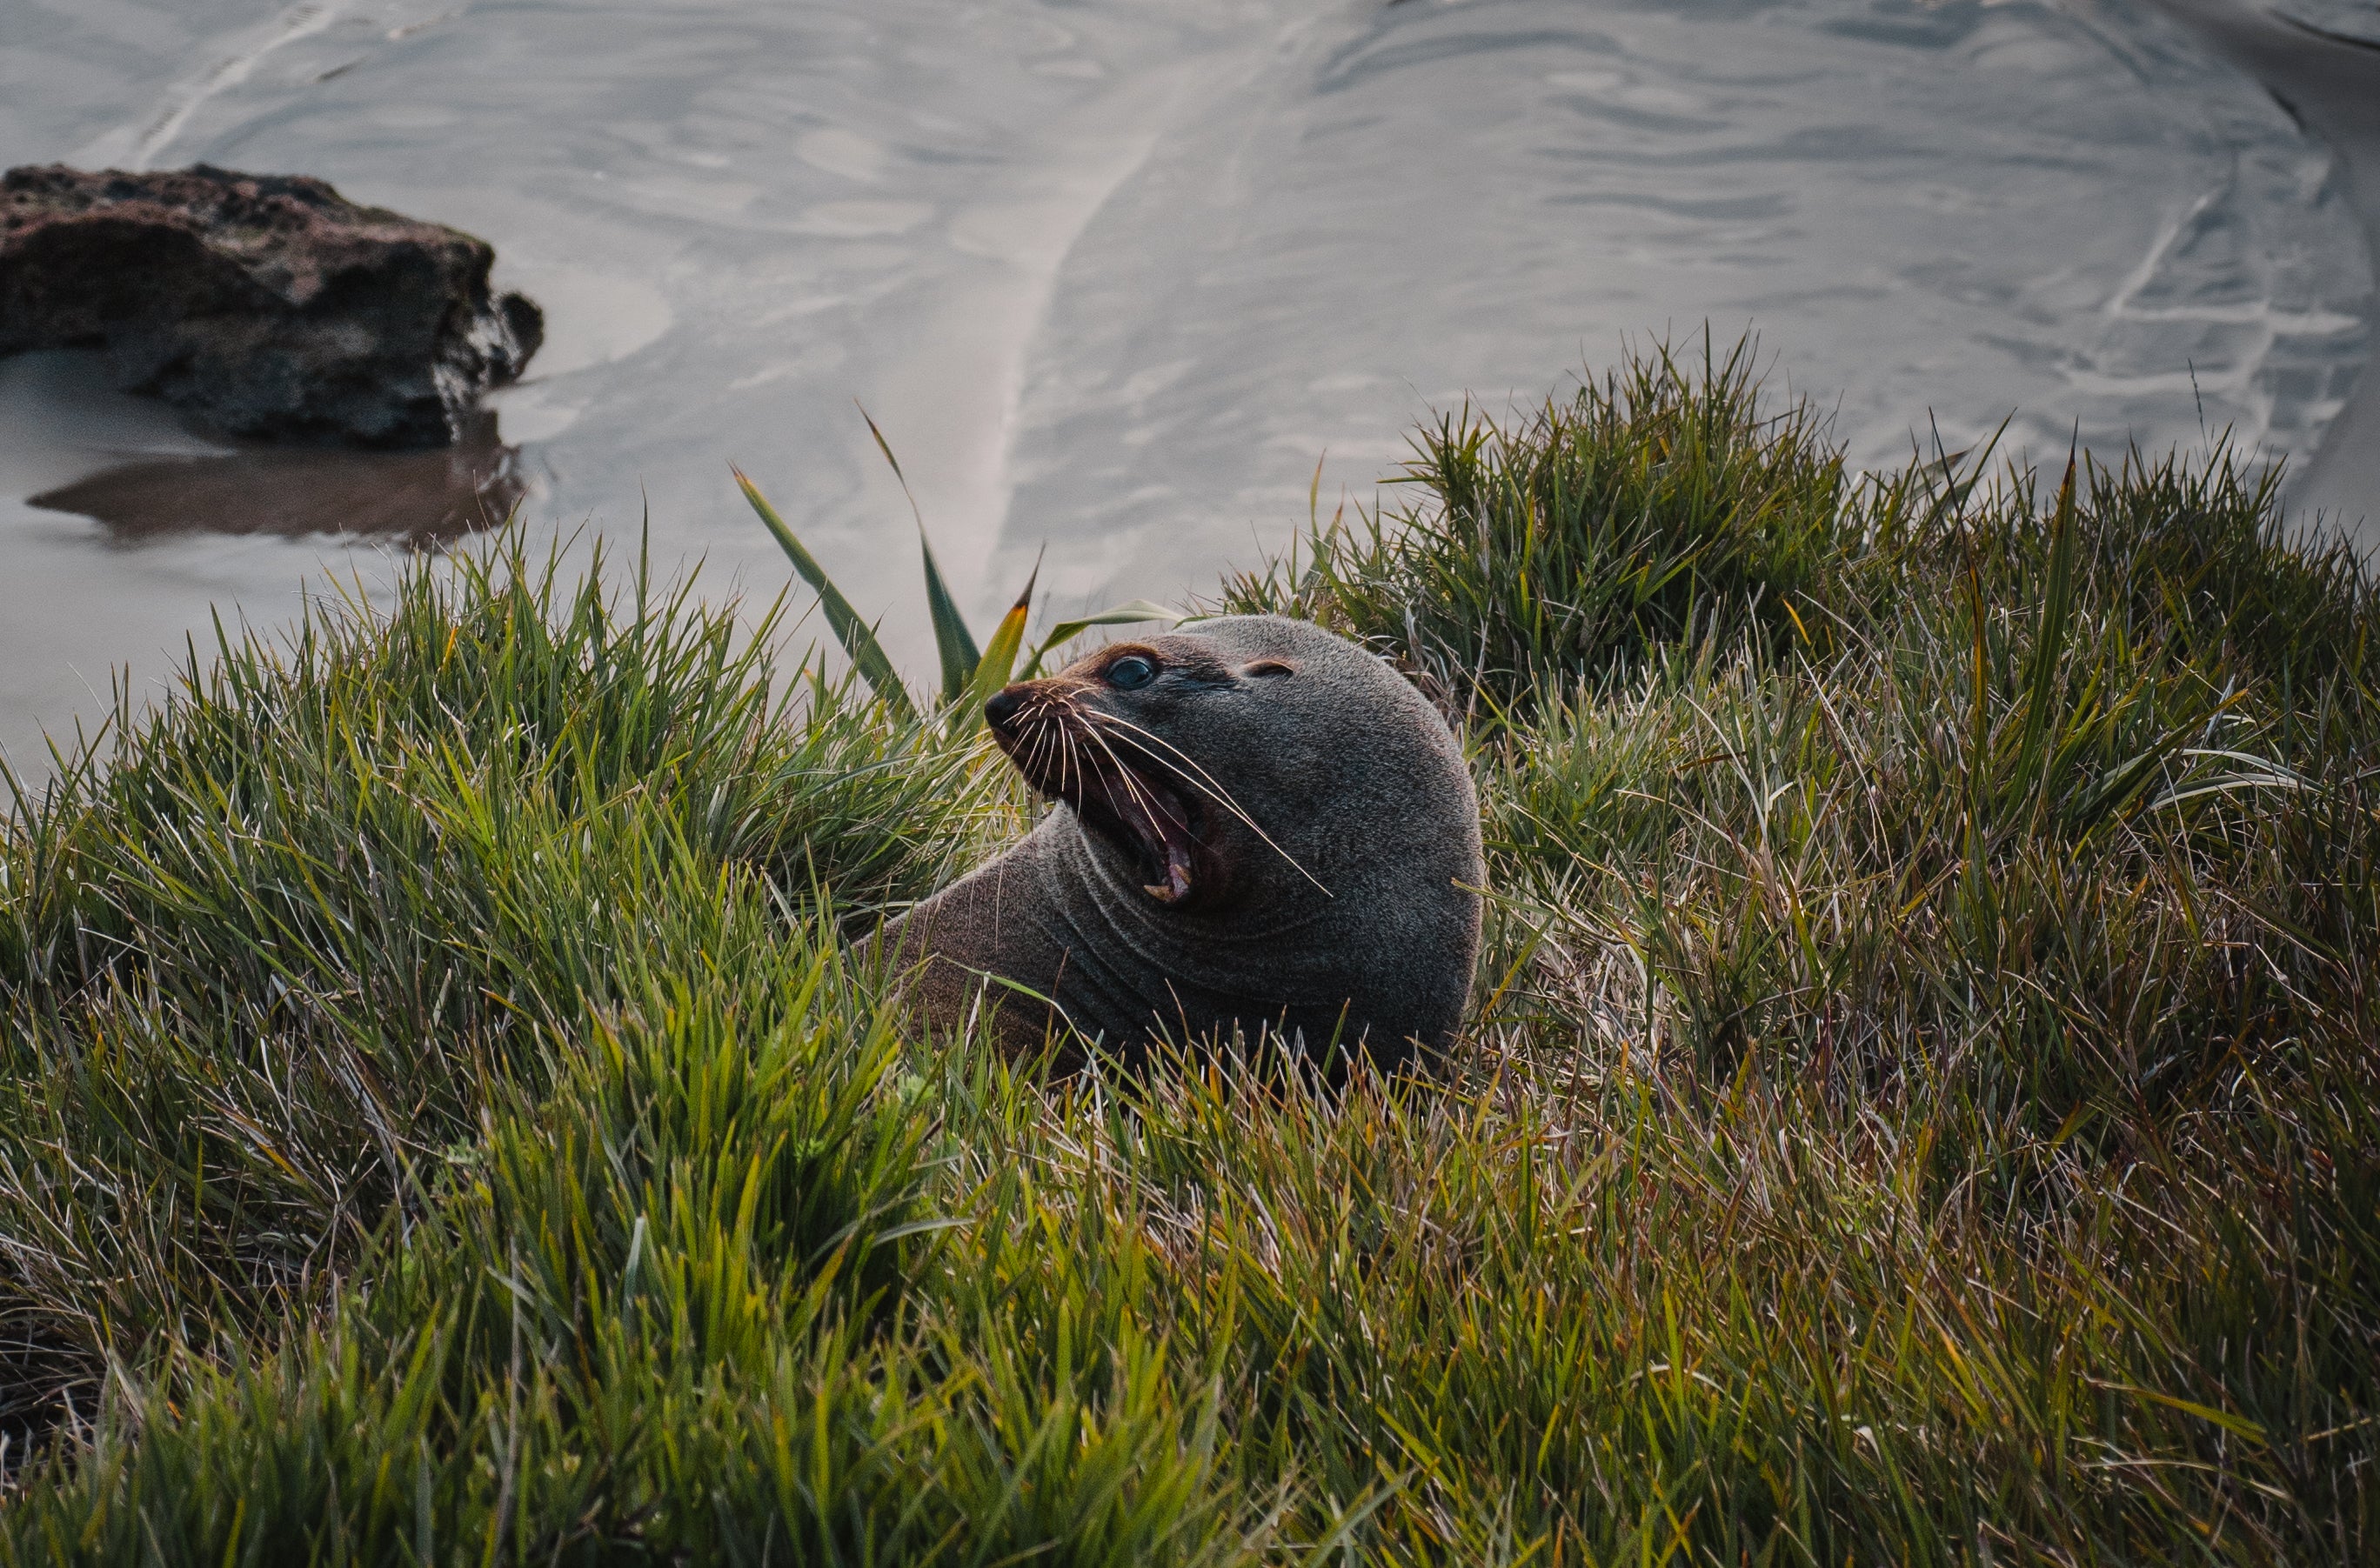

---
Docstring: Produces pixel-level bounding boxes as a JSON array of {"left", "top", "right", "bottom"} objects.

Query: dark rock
[{"left": 0, "top": 163, "right": 542, "bottom": 449}]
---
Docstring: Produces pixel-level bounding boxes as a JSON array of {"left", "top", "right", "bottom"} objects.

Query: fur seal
[{"left": 884, "top": 614, "right": 1483, "bottom": 1074}]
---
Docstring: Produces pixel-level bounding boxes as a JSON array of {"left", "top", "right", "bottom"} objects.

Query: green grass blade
[
  {"left": 856, "top": 402, "right": 913, "bottom": 497},
  {"left": 852, "top": 402, "right": 979, "bottom": 704},
  {"left": 918, "top": 530, "right": 981, "bottom": 706},
  {"left": 2010, "top": 449, "right": 2080, "bottom": 812},
  {"left": 731, "top": 465, "right": 915, "bottom": 720},
  {"left": 1020, "top": 602, "right": 1179, "bottom": 679},
  {"left": 959, "top": 566, "right": 1040, "bottom": 729}
]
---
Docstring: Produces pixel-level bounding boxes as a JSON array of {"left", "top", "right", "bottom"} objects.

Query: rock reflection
[{"left": 28, "top": 422, "right": 525, "bottom": 545}]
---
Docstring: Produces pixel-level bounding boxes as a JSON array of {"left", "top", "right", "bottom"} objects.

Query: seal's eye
[{"left": 1104, "top": 654, "right": 1158, "bottom": 691}]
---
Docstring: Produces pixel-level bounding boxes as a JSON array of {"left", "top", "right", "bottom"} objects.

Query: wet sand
[{"left": 2155, "top": 0, "right": 2380, "bottom": 545}]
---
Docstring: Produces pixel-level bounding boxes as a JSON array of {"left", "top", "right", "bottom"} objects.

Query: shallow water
[
  {"left": 2278, "top": 0, "right": 2380, "bottom": 43},
  {"left": 1, "top": 0, "right": 2372, "bottom": 773},
  {"left": 2156, "top": 0, "right": 2380, "bottom": 525}
]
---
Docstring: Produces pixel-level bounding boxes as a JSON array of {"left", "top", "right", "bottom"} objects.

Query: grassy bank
[{"left": 2, "top": 345, "right": 2374, "bottom": 1563}]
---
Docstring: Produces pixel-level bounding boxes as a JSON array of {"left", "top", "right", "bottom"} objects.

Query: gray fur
[{"left": 885, "top": 615, "right": 1483, "bottom": 1073}]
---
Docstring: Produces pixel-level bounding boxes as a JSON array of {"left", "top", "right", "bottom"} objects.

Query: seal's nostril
[{"left": 984, "top": 688, "right": 1023, "bottom": 729}]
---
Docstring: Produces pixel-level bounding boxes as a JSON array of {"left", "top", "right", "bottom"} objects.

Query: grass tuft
[{"left": 2, "top": 344, "right": 2375, "bottom": 1563}]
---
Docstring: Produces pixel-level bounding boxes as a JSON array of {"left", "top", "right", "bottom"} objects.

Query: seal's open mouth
[
  {"left": 1091, "top": 759, "right": 1200, "bottom": 904},
  {"left": 987, "top": 695, "right": 1203, "bottom": 904}
]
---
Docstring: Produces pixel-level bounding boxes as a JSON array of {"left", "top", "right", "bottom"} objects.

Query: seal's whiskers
[
  {"left": 1081, "top": 723, "right": 1174, "bottom": 831},
  {"left": 1024, "top": 700, "right": 1062, "bottom": 791},
  {"left": 1085, "top": 710, "right": 1330, "bottom": 896},
  {"left": 1080, "top": 710, "right": 1258, "bottom": 826},
  {"left": 1079, "top": 722, "right": 1197, "bottom": 901}
]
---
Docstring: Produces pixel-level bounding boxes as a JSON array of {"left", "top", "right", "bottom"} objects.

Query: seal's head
[
  {"left": 985, "top": 631, "right": 1285, "bottom": 910},
  {"left": 981, "top": 615, "right": 1465, "bottom": 923}
]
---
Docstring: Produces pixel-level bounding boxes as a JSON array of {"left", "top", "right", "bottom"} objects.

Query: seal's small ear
[{"left": 1240, "top": 657, "right": 1296, "bottom": 679}]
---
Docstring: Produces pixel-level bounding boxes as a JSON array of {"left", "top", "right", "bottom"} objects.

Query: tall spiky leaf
[
  {"left": 2009, "top": 448, "right": 2081, "bottom": 816},
  {"left": 959, "top": 566, "right": 1040, "bottom": 730},
  {"left": 853, "top": 404, "right": 980, "bottom": 704},
  {"left": 919, "top": 530, "right": 982, "bottom": 705},
  {"left": 732, "top": 466, "right": 915, "bottom": 719}
]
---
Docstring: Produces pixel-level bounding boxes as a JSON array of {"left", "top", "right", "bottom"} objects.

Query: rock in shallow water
[{"left": 0, "top": 163, "right": 541, "bottom": 449}]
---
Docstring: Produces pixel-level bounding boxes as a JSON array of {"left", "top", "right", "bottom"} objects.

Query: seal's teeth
[{"left": 1144, "top": 844, "right": 1194, "bottom": 904}]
